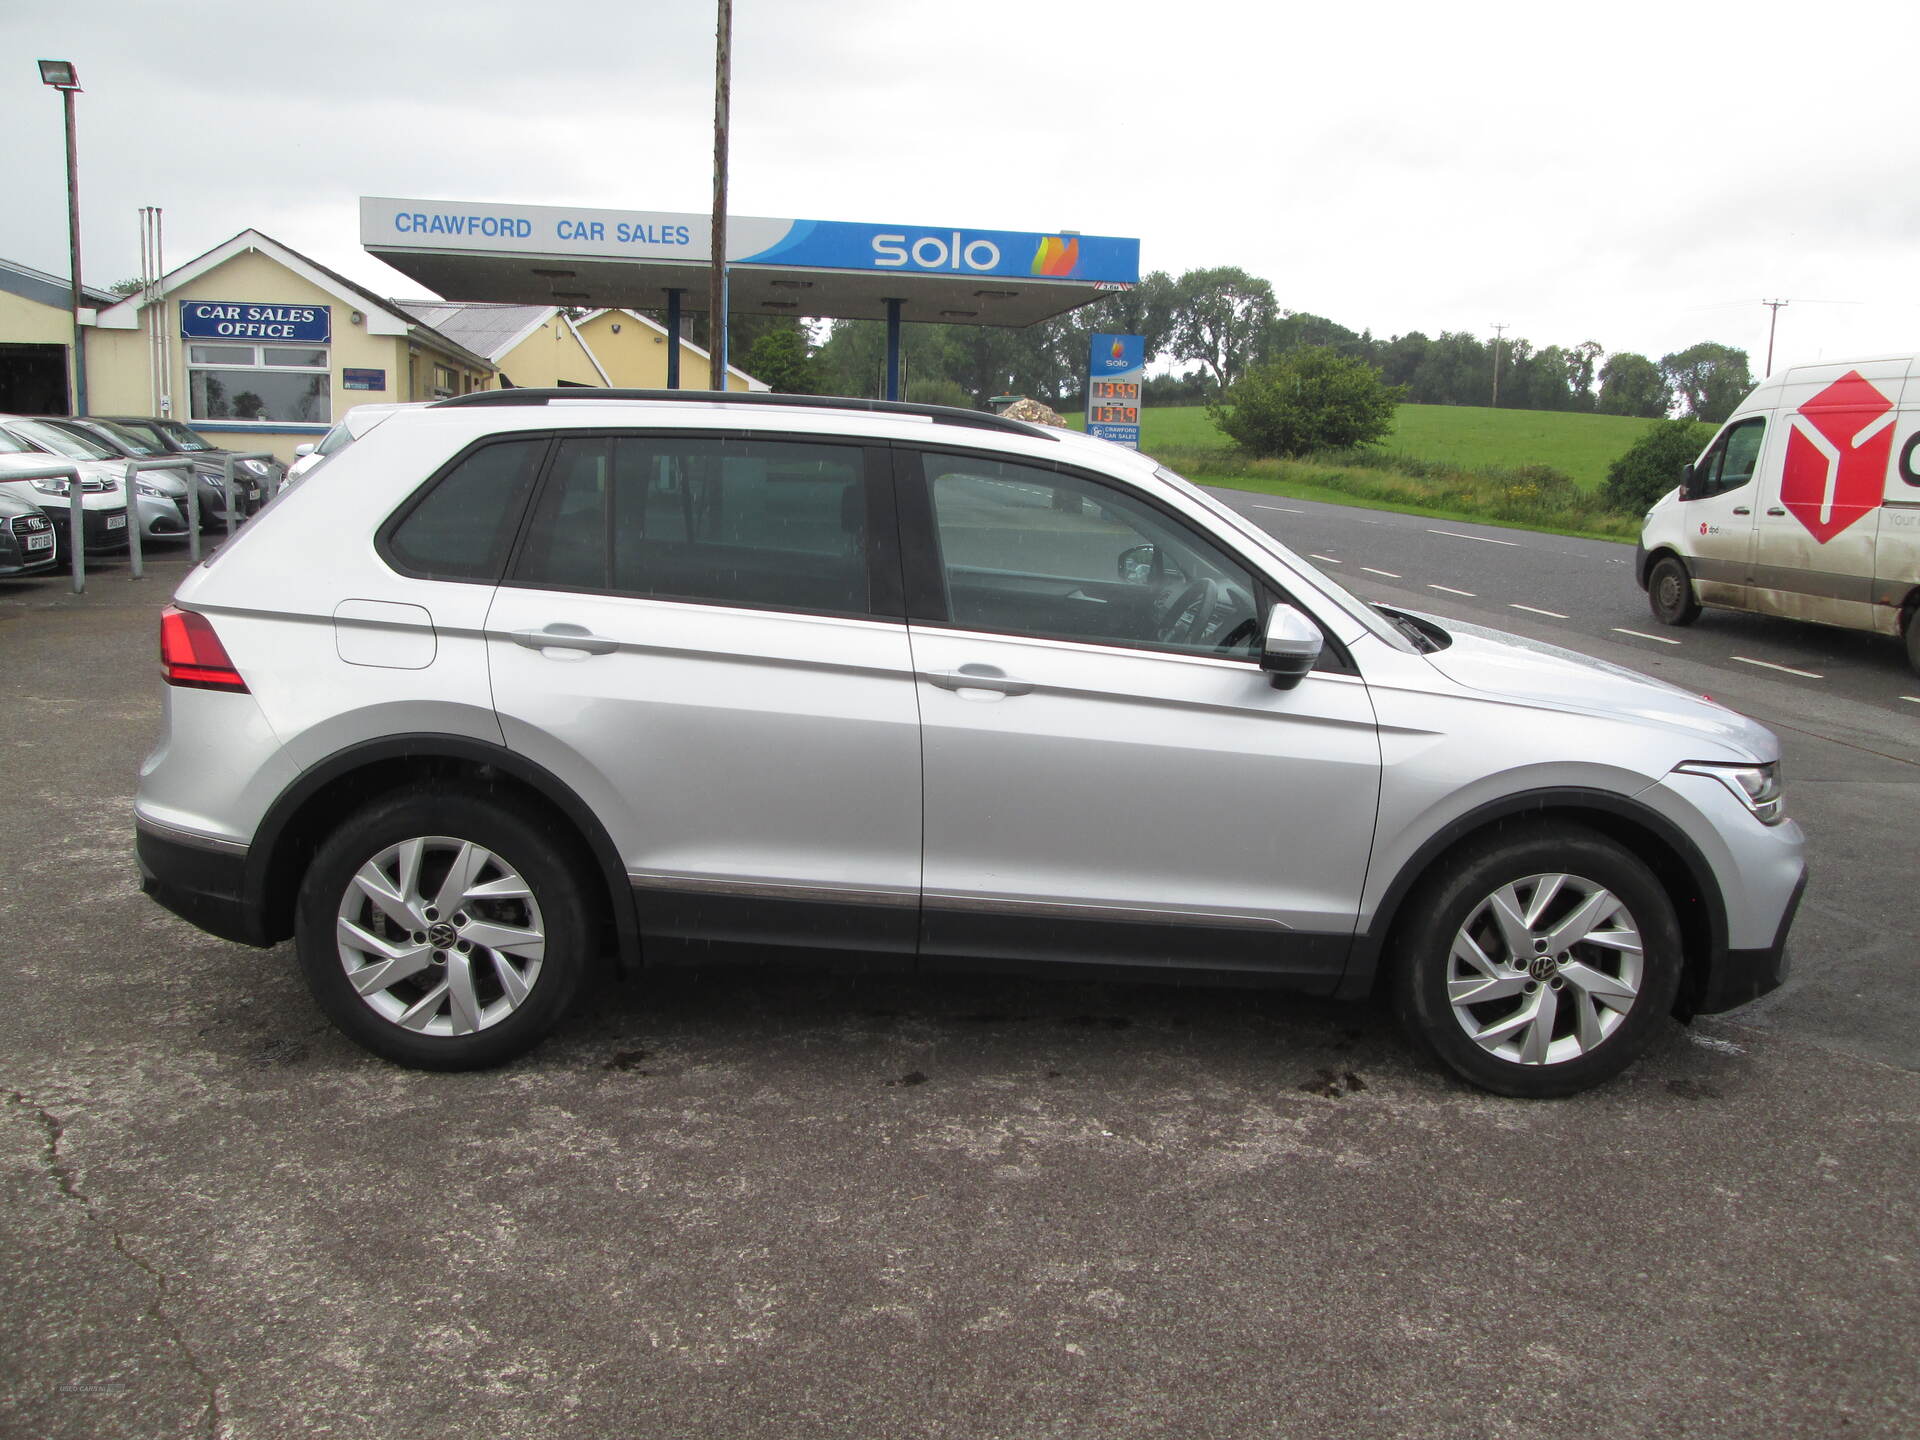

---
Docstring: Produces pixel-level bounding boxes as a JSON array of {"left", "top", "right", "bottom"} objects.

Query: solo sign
[{"left": 181, "top": 301, "right": 331, "bottom": 344}]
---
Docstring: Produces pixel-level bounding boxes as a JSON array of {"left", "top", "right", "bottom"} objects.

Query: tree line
[{"left": 700, "top": 267, "right": 1758, "bottom": 425}]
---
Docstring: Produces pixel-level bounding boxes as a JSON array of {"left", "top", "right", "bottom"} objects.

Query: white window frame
[{"left": 186, "top": 341, "right": 332, "bottom": 425}]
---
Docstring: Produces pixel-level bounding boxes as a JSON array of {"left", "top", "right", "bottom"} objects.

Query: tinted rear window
[{"left": 384, "top": 438, "right": 546, "bottom": 581}]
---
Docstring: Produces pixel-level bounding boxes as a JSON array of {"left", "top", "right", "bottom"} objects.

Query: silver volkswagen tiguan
[{"left": 135, "top": 392, "right": 1805, "bottom": 1096}]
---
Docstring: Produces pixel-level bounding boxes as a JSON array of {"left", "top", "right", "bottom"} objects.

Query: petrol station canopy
[{"left": 361, "top": 197, "right": 1139, "bottom": 329}]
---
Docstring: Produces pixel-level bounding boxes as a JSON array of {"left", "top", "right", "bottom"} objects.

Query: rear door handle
[
  {"left": 1732, "top": 506, "right": 1751, "bottom": 515},
  {"left": 926, "top": 664, "right": 1034, "bottom": 696},
  {"left": 511, "top": 623, "right": 618, "bottom": 656}
]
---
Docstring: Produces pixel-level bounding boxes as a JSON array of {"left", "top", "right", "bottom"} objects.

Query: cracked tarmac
[{"left": 2, "top": 555, "right": 1916, "bottom": 1439}]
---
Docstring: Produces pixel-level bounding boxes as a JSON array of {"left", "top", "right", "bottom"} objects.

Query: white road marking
[
  {"left": 1902, "top": 696, "right": 1920, "bottom": 706},
  {"left": 1510, "top": 603, "right": 1570, "bottom": 619},
  {"left": 1428, "top": 528, "right": 1520, "bottom": 547},
  {"left": 1253, "top": 504, "right": 1305, "bottom": 514},
  {"left": 1733, "top": 656, "right": 1824, "bottom": 680},
  {"left": 1612, "top": 627, "right": 1682, "bottom": 645},
  {"left": 1362, "top": 567, "right": 1402, "bottom": 578},
  {"left": 1428, "top": 584, "right": 1476, "bottom": 597},
  {"left": 1309, "top": 554, "right": 1342, "bottom": 564},
  {"left": 1689, "top": 1033, "right": 1745, "bottom": 1056}
]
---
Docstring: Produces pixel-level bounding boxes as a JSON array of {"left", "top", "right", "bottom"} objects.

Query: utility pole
[
  {"left": 1490, "top": 323, "right": 1508, "bottom": 408},
  {"left": 1762, "top": 299, "right": 1789, "bottom": 377},
  {"left": 39, "top": 61, "right": 86, "bottom": 415},
  {"left": 707, "top": 0, "right": 732, "bottom": 391}
]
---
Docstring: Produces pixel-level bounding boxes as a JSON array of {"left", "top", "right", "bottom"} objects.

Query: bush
[
  {"left": 905, "top": 378, "right": 975, "bottom": 410},
  {"left": 1209, "top": 347, "right": 1404, "bottom": 458},
  {"left": 1600, "top": 418, "right": 1715, "bottom": 514}
]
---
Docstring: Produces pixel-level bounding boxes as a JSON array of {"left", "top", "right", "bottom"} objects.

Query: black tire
[
  {"left": 1392, "top": 823, "right": 1683, "bottom": 1098},
  {"left": 294, "top": 785, "right": 595, "bottom": 1070},
  {"left": 1905, "top": 607, "right": 1920, "bottom": 679},
  {"left": 1647, "top": 554, "right": 1701, "bottom": 627}
]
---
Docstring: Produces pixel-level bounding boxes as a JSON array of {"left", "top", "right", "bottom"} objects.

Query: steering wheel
[{"left": 1156, "top": 577, "right": 1227, "bottom": 646}]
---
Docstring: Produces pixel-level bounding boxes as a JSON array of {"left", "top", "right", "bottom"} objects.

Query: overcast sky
[{"left": 4, "top": 0, "right": 1915, "bottom": 374}]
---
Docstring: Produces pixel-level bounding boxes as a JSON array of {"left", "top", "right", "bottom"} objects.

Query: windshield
[
  {"left": 0, "top": 428, "right": 39, "bottom": 455},
  {"left": 314, "top": 420, "right": 356, "bottom": 457},
  {"left": 154, "top": 420, "right": 217, "bottom": 452},
  {"left": 84, "top": 420, "right": 160, "bottom": 455},
  {"left": 11, "top": 420, "right": 115, "bottom": 461}
]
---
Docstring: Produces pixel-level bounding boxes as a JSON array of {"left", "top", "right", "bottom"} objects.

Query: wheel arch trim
[
  {"left": 245, "top": 732, "right": 640, "bottom": 967},
  {"left": 1340, "top": 786, "right": 1728, "bottom": 1008}
]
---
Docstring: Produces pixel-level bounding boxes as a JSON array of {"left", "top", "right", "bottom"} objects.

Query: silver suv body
[{"left": 135, "top": 392, "right": 1806, "bottom": 1095}]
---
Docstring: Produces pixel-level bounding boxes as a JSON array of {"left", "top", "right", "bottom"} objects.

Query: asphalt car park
[{"left": 2, "top": 526, "right": 1915, "bottom": 1439}]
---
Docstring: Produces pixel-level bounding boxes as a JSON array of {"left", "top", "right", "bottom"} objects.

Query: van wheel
[
  {"left": 1392, "top": 825, "right": 1683, "bottom": 1098},
  {"left": 1647, "top": 555, "right": 1700, "bottom": 626},
  {"left": 294, "top": 785, "right": 594, "bottom": 1070},
  {"left": 1905, "top": 609, "right": 1920, "bottom": 678}
]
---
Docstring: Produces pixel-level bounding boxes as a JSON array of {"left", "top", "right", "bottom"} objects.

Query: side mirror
[
  {"left": 1118, "top": 544, "right": 1155, "bottom": 583},
  {"left": 293, "top": 443, "right": 315, "bottom": 458},
  {"left": 1260, "top": 603, "right": 1324, "bottom": 690},
  {"left": 1676, "top": 461, "right": 1695, "bottom": 501}
]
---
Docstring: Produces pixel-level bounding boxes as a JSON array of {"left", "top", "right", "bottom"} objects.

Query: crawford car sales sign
[{"left": 180, "top": 301, "right": 331, "bottom": 344}]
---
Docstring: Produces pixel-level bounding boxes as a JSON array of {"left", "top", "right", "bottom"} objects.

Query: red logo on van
[{"left": 1780, "top": 371, "right": 1895, "bottom": 544}]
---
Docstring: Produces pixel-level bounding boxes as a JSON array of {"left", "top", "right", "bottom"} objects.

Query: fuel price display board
[{"left": 1086, "top": 333, "right": 1144, "bottom": 448}]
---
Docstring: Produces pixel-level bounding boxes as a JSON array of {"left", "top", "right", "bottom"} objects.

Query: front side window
[
  {"left": 1692, "top": 418, "right": 1765, "bottom": 499},
  {"left": 921, "top": 455, "right": 1261, "bottom": 658},
  {"left": 511, "top": 434, "right": 871, "bottom": 616},
  {"left": 188, "top": 342, "right": 330, "bottom": 425}
]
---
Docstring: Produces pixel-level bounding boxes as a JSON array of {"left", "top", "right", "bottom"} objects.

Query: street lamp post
[{"left": 38, "top": 60, "right": 87, "bottom": 416}]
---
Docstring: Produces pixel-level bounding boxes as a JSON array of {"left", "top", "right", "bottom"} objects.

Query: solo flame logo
[
  {"left": 1030, "top": 236, "right": 1081, "bottom": 277},
  {"left": 1781, "top": 371, "right": 1895, "bottom": 544}
]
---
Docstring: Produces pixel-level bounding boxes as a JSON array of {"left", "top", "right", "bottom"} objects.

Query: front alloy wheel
[
  {"left": 1395, "top": 825, "right": 1682, "bottom": 1097},
  {"left": 1445, "top": 873, "right": 1643, "bottom": 1067}
]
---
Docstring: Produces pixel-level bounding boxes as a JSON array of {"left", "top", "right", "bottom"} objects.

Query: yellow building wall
[
  {"left": 0, "top": 288, "right": 78, "bottom": 345},
  {"left": 573, "top": 310, "right": 754, "bottom": 391},
  {"left": 492, "top": 315, "right": 605, "bottom": 389},
  {"left": 83, "top": 248, "right": 489, "bottom": 463}
]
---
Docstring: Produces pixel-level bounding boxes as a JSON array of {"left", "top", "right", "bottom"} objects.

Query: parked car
[
  {"left": 0, "top": 415, "right": 190, "bottom": 543},
  {"left": 285, "top": 402, "right": 418, "bottom": 484},
  {"left": 31, "top": 416, "right": 256, "bottom": 531},
  {"left": 136, "top": 390, "right": 1806, "bottom": 1096},
  {"left": 1638, "top": 354, "right": 1920, "bottom": 673},
  {"left": 0, "top": 488, "right": 59, "bottom": 578},
  {"left": 96, "top": 414, "right": 286, "bottom": 490},
  {"left": 0, "top": 443, "right": 128, "bottom": 561}
]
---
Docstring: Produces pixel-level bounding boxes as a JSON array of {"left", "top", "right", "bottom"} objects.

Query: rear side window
[
  {"left": 384, "top": 438, "right": 546, "bottom": 581},
  {"left": 511, "top": 434, "right": 870, "bottom": 615}
]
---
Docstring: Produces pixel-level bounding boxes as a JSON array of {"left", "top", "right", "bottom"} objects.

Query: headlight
[
  {"left": 31, "top": 477, "right": 71, "bottom": 495},
  {"left": 137, "top": 480, "right": 170, "bottom": 498},
  {"left": 1676, "top": 760, "right": 1785, "bottom": 825},
  {"left": 242, "top": 459, "right": 270, "bottom": 477}
]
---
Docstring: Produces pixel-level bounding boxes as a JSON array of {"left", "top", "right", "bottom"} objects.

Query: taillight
[{"left": 160, "top": 605, "right": 249, "bottom": 692}]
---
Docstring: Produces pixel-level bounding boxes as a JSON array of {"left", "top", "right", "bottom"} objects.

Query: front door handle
[
  {"left": 1766, "top": 507, "right": 1786, "bottom": 516},
  {"left": 511, "top": 623, "right": 618, "bottom": 656},
  {"left": 1732, "top": 506, "right": 1751, "bottom": 515},
  {"left": 926, "top": 664, "right": 1035, "bottom": 696}
]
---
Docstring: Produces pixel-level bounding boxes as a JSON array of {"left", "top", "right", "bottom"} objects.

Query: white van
[{"left": 1637, "top": 355, "right": 1920, "bottom": 674}]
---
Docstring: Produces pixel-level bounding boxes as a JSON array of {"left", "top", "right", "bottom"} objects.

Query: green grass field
[{"left": 1068, "top": 403, "right": 1669, "bottom": 491}]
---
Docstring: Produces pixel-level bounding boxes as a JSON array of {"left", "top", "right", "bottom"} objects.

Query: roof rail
[{"left": 426, "top": 388, "right": 1059, "bottom": 439}]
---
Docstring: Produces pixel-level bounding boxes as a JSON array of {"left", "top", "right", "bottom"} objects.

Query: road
[{"left": 1, "top": 543, "right": 1914, "bottom": 1440}]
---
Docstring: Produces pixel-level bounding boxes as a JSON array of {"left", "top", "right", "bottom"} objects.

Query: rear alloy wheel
[
  {"left": 295, "top": 787, "right": 593, "bottom": 1069},
  {"left": 1394, "top": 825, "right": 1682, "bottom": 1097},
  {"left": 1647, "top": 554, "right": 1701, "bottom": 627}
]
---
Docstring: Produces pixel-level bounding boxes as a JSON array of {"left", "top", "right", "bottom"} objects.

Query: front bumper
[{"left": 1687, "top": 868, "right": 1805, "bottom": 1015}]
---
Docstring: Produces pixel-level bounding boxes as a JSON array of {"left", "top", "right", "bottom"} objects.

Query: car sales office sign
[
  {"left": 1087, "top": 333, "right": 1145, "bottom": 448},
  {"left": 180, "top": 301, "right": 331, "bottom": 343}
]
